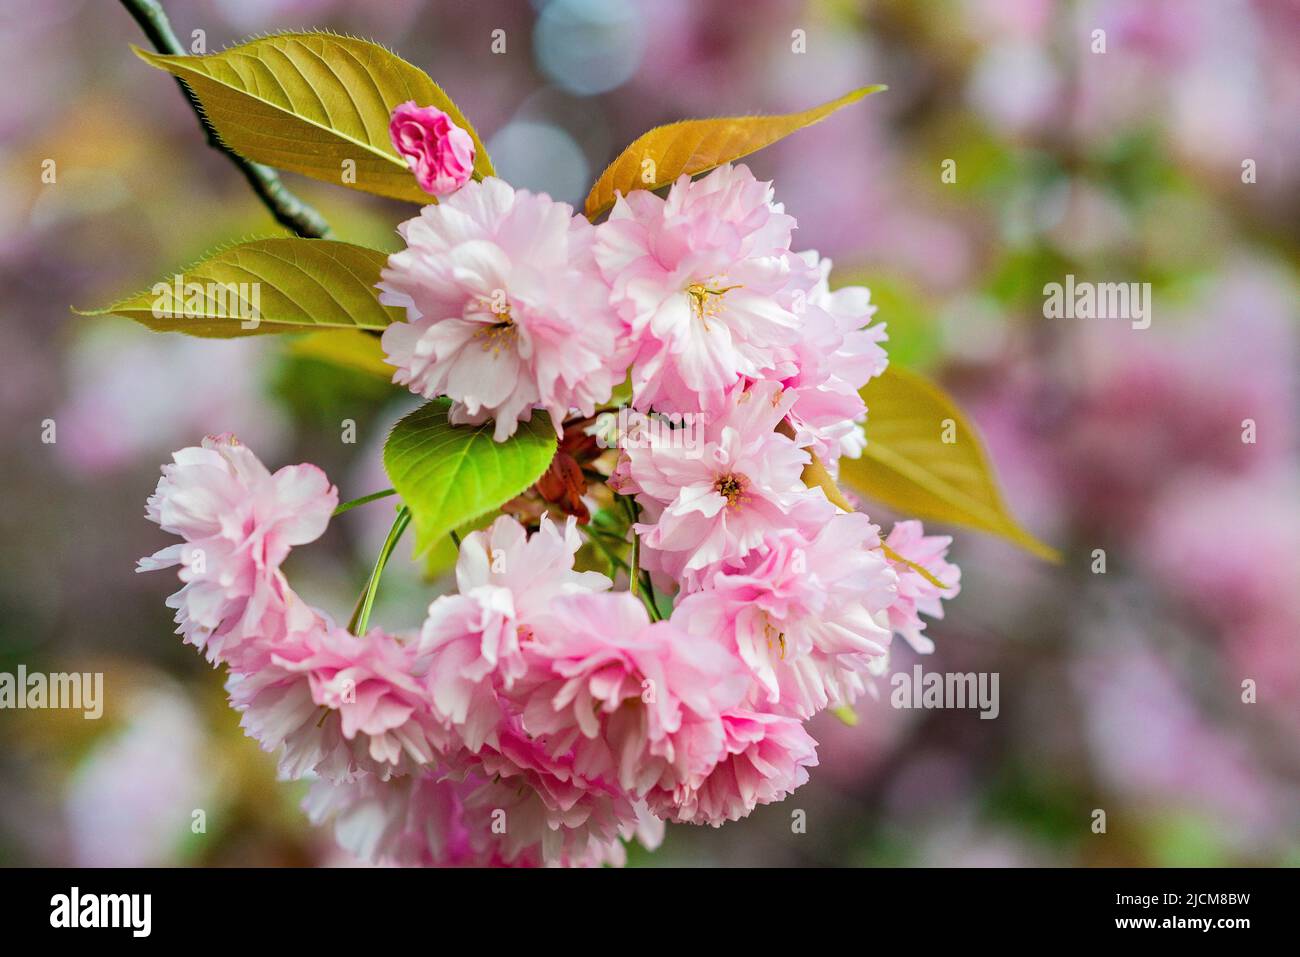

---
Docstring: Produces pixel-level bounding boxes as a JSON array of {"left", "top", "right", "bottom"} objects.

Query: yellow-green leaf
[
  {"left": 77, "top": 238, "right": 401, "bottom": 338},
  {"left": 289, "top": 329, "right": 395, "bottom": 379},
  {"left": 134, "top": 33, "right": 493, "bottom": 203},
  {"left": 841, "top": 365, "right": 1060, "bottom": 562},
  {"left": 798, "top": 445, "right": 952, "bottom": 589},
  {"left": 583, "top": 85, "right": 886, "bottom": 220}
]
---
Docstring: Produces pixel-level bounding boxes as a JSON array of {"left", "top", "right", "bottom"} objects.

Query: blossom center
[
  {"left": 473, "top": 310, "right": 517, "bottom": 355},
  {"left": 686, "top": 281, "right": 741, "bottom": 332},
  {"left": 763, "top": 616, "right": 787, "bottom": 660},
  {"left": 713, "top": 472, "right": 750, "bottom": 508}
]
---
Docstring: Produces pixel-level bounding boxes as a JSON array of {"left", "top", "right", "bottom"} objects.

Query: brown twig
[{"left": 119, "top": 0, "right": 333, "bottom": 239}]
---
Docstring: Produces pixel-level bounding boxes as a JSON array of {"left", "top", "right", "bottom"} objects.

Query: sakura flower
[
  {"left": 389, "top": 101, "right": 475, "bottom": 196},
  {"left": 416, "top": 514, "right": 610, "bottom": 749},
  {"left": 645, "top": 709, "right": 818, "bottom": 826},
  {"left": 136, "top": 433, "right": 337, "bottom": 669},
  {"left": 304, "top": 772, "right": 520, "bottom": 868},
  {"left": 465, "top": 729, "right": 643, "bottom": 866},
  {"left": 379, "top": 178, "right": 628, "bottom": 440},
  {"left": 674, "top": 512, "right": 898, "bottom": 719},
  {"left": 781, "top": 251, "right": 889, "bottom": 467},
  {"left": 614, "top": 380, "right": 833, "bottom": 588},
  {"left": 228, "top": 620, "right": 446, "bottom": 782},
  {"left": 307, "top": 768, "right": 646, "bottom": 868},
  {"left": 882, "top": 521, "right": 962, "bottom": 654},
  {"left": 511, "top": 591, "right": 750, "bottom": 795},
  {"left": 593, "top": 163, "right": 808, "bottom": 413}
]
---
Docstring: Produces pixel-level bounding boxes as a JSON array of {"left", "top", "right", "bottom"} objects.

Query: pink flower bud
[{"left": 389, "top": 101, "right": 475, "bottom": 196}]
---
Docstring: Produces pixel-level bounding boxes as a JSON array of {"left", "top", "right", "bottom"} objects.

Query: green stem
[
  {"left": 579, "top": 525, "right": 630, "bottom": 576},
  {"left": 333, "top": 488, "right": 397, "bottom": 516},
  {"left": 118, "top": 0, "right": 333, "bottom": 239},
  {"left": 617, "top": 495, "right": 662, "bottom": 621},
  {"left": 348, "top": 506, "right": 411, "bottom": 635}
]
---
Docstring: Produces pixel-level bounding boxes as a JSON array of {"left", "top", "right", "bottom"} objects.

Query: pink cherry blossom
[
  {"left": 782, "top": 251, "right": 889, "bottom": 468},
  {"left": 305, "top": 772, "right": 490, "bottom": 867},
  {"left": 127, "top": 115, "right": 990, "bottom": 864},
  {"left": 612, "top": 380, "right": 834, "bottom": 589},
  {"left": 674, "top": 512, "right": 898, "bottom": 719},
  {"left": 645, "top": 709, "right": 818, "bottom": 826},
  {"left": 389, "top": 101, "right": 475, "bottom": 196},
  {"left": 465, "top": 726, "right": 643, "bottom": 865},
  {"left": 882, "top": 520, "right": 962, "bottom": 654},
  {"left": 304, "top": 770, "right": 641, "bottom": 868},
  {"left": 228, "top": 620, "right": 446, "bottom": 782},
  {"left": 511, "top": 591, "right": 750, "bottom": 795},
  {"left": 136, "top": 433, "right": 337, "bottom": 669},
  {"left": 593, "top": 163, "right": 809, "bottom": 413},
  {"left": 416, "top": 515, "right": 610, "bottom": 750},
  {"left": 379, "top": 178, "right": 628, "bottom": 440}
]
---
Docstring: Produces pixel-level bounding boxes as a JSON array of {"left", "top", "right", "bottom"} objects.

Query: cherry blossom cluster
[{"left": 140, "top": 147, "right": 961, "bottom": 865}]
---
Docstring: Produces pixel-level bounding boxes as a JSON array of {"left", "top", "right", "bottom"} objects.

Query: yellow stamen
[
  {"left": 762, "top": 617, "right": 787, "bottom": 659},
  {"left": 714, "top": 473, "right": 749, "bottom": 508},
  {"left": 685, "top": 281, "right": 741, "bottom": 333},
  {"left": 473, "top": 314, "right": 517, "bottom": 355}
]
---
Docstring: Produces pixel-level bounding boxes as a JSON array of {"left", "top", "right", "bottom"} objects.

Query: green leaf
[
  {"left": 134, "top": 32, "right": 493, "bottom": 203},
  {"left": 76, "top": 238, "right": 401, "bottom": 338},
  {"left": 383, "top": 399, "right": 557, "bottom": 558},
  {"left": 840, "top": 365, "right": 1060, "bottom": 562},
  {"left": 584, "top": 85, "right": 886, "bottom": 220}
]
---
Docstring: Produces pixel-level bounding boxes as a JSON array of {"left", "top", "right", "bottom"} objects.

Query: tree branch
[{"left": 119, "top": 0, "right": 333, "bottom": 239}]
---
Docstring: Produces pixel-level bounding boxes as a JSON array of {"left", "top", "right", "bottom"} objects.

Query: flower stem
[
  {"left": 579, "top": 524, "right": 630, "bottom": 576},
  {"left": 348, "top": 506, "right": 411, "bottom": 635},
  {"left": 333, "top": 488, "right": 397, "bottom": 516},
  {"left": 118, "top": 0, "right": 333, "bottom": 239},
  {"left": 617, "top": 495, "right": 662, "bottom": 621}
]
